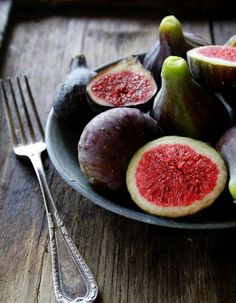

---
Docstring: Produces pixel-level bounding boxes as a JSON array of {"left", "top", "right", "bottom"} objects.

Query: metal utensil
[{"left": 0, "top": 76, "right": 98, "bottom": 303}]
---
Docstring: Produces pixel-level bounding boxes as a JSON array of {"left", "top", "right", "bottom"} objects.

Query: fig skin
[
  {"left": 143, "top": 15, "right": 208, "bottom": 86},
  {"left": 53, "top": 54, "right": 97, "bottom": 129},
  {"left": 221, "top": 90, "right": 236, "bottom": 114},
  {"left": 216, "top": 124, "right": 236, "bottom": 201},
  {"left": 151, "top": 56, "right": 232, "bottom": 143},
  {"left": 225, "top": 35, "right": 236, "bottom": 47},
  {"left": 187, "top": 46, "right": 236, "bottom": 94},
  {"left": 86, "top": 56, "right": 157, "bottom": 114},
  {"left": 78, "top": 108, "right": 162, "bottom": 191}
]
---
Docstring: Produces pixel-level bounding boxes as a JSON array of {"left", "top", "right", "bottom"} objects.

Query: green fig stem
[
  {"left": 161, "top": 56, "right": 191, "bottom": 82},
  {"left": 69, "top": 54, "right": 88, "bottom": 71},
  {"left": 159, "top": 15, "right": 185, "bottom": 45}
]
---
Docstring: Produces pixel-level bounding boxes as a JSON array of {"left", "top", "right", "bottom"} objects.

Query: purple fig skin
[
  {"left": 78, "top": 108, "right": 162, "bottom": 191},
  {"left": 143, "top": 15, "right": 208, "bottom": 85},
  {"left": 220, "top": 90, "right": 236, "bottom": 115},
  {"left": 216, "top": 124, "right": 236, "bottom": 201},
  {"left": 53, "top": 54, "right": 97, "bottom": 129}
]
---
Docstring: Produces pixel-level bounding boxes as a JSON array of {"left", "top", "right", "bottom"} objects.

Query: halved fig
[
  {"left": 86, "top": 56, "right": 157, "bottom": 113},
  {"left": 78, "top": 108, "right": 162, "bottom": 191},
  {"left": 126, "top": 136, "right": 227, "bottom": 218},
  {"left": 187, "top": 45, "right": 236, "bottom": 93}
]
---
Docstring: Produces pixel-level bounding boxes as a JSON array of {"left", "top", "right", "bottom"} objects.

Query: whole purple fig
[
  {"left": 78, "top": 108, "right": 162, "bottom": 191},
  {"left": 53, "top": 54, "right": 97, "bottom": 129}
]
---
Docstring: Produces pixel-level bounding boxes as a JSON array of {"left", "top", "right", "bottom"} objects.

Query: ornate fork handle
[{"left": 30, "top": 152, "right": 98, "bottom": 303}]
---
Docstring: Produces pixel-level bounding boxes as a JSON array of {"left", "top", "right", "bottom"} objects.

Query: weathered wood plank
[
  {"left": 0, "top": 0, "right": 12, "bottom": 49},
  {"left": 1, "top": 12, "right": 236, "bottom": 303},
  {"left": 212, "top": 20, "right": 236, "bottom": 44}
]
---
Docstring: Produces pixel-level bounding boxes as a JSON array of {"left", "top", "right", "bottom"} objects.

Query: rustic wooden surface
[
  {"left": 0, "top": 0, "right": 12, "bottom": 49},
  {"left": 0, "top": 9, "right": 236, "bottom": 303}
]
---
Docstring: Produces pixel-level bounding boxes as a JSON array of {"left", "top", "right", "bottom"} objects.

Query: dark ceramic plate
[{"left": 45, "top": 55, "right": 236, "bottom": 229}]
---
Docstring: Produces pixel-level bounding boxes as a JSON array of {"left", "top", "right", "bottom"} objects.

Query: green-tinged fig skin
[
  {"left": 78, "top": 108, "right": 162, "bottom": 191},
  {"left": 217, "top": 124, "right": 236, "bottom": 200},
  {"left": 187, "top": 46, "right": 236, "bottom": 93},
  {"left": 53, "top": 54, "right": 97, "bottom": 129},
  {"left": 225, "top": 35, "right": 236, "bottom": 47},
  {"left": 143, "top": 15, "right": 208, "bottom": 85},
  {"left": 86, "top": 56, "right": 157, "bottom": 114},
  {"left": 151, "top": 56, "right": 231, "bottom": 143}
]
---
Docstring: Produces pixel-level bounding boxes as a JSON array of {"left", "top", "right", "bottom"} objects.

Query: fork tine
[
  {"left": 24, "top": 76, "right": 44, "bottom": 139},
  {"left": 0, "top": 80, "right": 19, "bottom": 147},
  {"left": 17, "top": 77, "right": 36, "bottom": 142},
  {"left": 8, "top": 79, "right": 27, "bottom": 144}
]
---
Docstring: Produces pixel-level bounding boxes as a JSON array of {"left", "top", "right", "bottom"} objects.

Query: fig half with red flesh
[
  {"left": 187, "top": 46, "right": 236, "bottom": 93},
  {"left": 126, "top": 136, "right": 227, "bottom": 218},
  {"left": 86, "top": 56, "right": 157, "bottom": 113}
]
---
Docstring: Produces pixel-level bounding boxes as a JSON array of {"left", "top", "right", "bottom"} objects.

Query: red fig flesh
[
  {"left": 86, "top": 56, "right": 157, "bottom": 113},
  {"left": 126, "top": 136, "right": 227, "bottom": 218}
]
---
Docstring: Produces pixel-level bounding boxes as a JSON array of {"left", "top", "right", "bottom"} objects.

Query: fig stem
[
  {"left": 159, "top": 15, "right": 185, "bottom": 44},
  {"left": 69, "top": 54, "right": 88, "bottom": 71},
  {"left": 161, "top": 56, "right": 191, "bottom": 81}
]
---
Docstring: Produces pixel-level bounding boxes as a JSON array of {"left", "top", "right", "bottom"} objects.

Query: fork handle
[{"left": 29, "top": 152, "right": 98, "bottom": 303}]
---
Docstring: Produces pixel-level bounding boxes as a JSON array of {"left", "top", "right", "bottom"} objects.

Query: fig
[
  {"left": 187, "top": 45, "right": 236, "bottom": 93},
  {"left": 217, "top": 124, "right": 236, "bottom": 201},
  {"left": 53, "top": 54, "right": 97, "bottom": 128},
  {"left": 126, "top": 136, "right": 227, "bottom": 218},
  {"left": 151, "top": 56, "right": 231, "bottom": 143},
  {"left": 86, "top": 56, "right": 157, "bottom": 113},
  {"left": 225, "top": 35, "right": 236, "bottom": 47},
  {"left": 143, "top": 15, "right": 208, "bottom": 85},
  {"left": 78, "top": 108, "right": 162, "bottom": 191}
]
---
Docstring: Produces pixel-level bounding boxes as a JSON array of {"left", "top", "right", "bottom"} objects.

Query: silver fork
[{"left": 0, "top": 76, "right": 98, "bottom": 303}]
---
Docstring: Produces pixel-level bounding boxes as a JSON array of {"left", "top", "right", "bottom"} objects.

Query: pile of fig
[{"left": 53, "top": 15, "right": 236, "bottom": 218}]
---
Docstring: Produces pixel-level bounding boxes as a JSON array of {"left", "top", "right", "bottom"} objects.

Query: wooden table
[{"left": 0, "top": 5, "right": 236, "bottom": 303}]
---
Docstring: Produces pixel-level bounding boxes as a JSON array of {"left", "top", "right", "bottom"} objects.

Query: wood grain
[
  {"left": 0, "top": 11, "right": 236, "bottom": 303},
  {"left": 0, "top": 0, "right": 12, "bottom": 49},
  {"left": 212, "top": 20, "right": 236, "bottom": 44}
]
